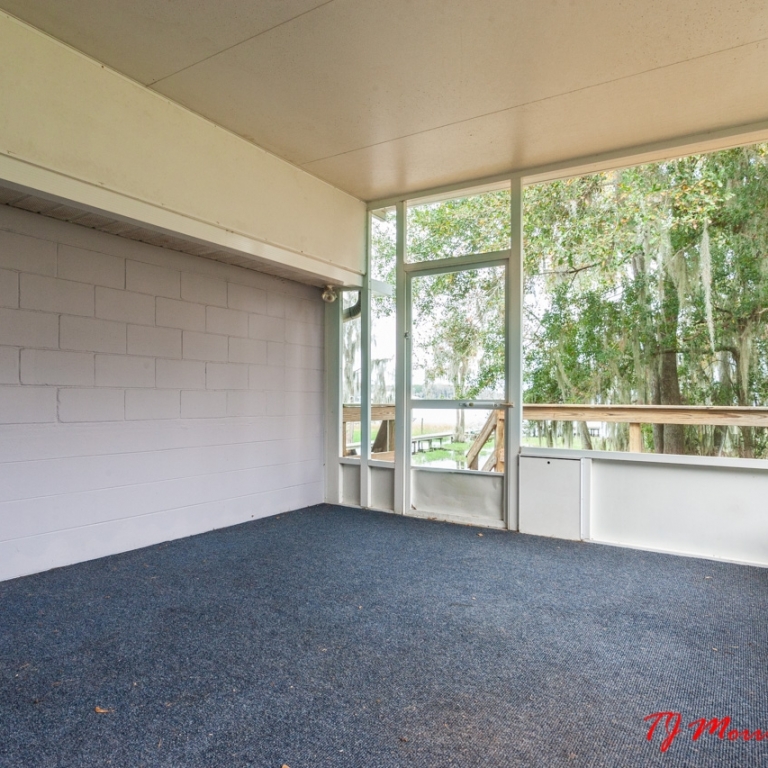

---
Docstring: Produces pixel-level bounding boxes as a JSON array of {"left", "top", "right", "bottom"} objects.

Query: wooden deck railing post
[
  {"left": 467, "top": 410, "right": 498, "bottom": 470},
  {"left": 496, "top": 410, "right": 506, "bottom": 471},
  {"left": 628, "top": 422, "right": 642, "bottom": 453}
]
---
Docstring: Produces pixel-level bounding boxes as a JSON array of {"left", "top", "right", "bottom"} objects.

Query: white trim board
[
  {"left": 521, "top": 444, "right": 768, "bottom": 472},
  {"left": 0, "top": 157, "right": 363, "bottom": 287}
]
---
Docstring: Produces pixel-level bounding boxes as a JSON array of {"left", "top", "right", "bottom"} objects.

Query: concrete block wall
[{"left": 0, "top": 205, "right": 325, "bottom": 581}]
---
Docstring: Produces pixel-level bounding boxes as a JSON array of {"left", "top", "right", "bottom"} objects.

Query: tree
[
  {"left": 523, "top": 143, "right": 768, "bottom": 458},
  {"left": 407, "top": 193, "right": 508, "bottom": 439},
  {"left": 366, "top": 144, "right": 768, "bottom": 458}
]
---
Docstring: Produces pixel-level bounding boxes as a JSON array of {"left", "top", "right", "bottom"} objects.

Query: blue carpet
[{"left": 1, "top": 504, "right": 766, "bottom": 767}]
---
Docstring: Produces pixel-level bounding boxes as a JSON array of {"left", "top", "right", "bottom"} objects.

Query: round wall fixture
[{"left": 321, "top": 285, "right": 338, "bottom": 303}]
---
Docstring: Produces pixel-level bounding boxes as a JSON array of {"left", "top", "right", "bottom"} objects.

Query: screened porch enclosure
[
  {"left": 2, "top": 5, "right": 768, "bottom": 765},
  {"left": 329, "top": 144, "right": 768, "bottom": 568}
]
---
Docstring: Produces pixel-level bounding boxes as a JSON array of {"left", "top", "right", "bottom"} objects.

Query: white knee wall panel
[
  {"left": 519, "top": 456, "right": 582, "bottom": 540},
  {"left": 590, "top": 459, "right": 768, "bottom": 567}
]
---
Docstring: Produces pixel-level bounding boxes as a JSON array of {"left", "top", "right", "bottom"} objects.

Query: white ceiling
[{"left": 3, "top": 0, "right": 768, "bottom": 201}]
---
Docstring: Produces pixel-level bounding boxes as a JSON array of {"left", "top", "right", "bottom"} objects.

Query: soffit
[
  {"left": 3, "top": 0, "right": 768, "bottom": 201},
  {"left": 0, "top": 186, "right": 332, "bottom": 286}
]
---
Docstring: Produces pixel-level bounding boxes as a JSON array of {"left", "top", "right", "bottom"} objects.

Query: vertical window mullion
[
  {"left": 506, "top": 175, "right": 524, "bottom": 530},
  {"left": 394, "top": 200, "right": 408, "bottom": 515},
  {"left": 360, "top": 214, "right": 372, "bottom": 507}
]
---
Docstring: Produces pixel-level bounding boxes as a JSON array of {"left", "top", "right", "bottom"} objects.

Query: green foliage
[
  {"left": 407, "top": 192, "right": 511, "bottom": 261},
  {"left": 411, "top": 439, "right": 493, "bottom": 469},
  {"left": 408, "top": 191, "right": 509, "bottom": 402},
  {"left": 522, "top": 144, "right": 768, "bottom": 457},
  {"left": 392, "top": 144, "right": 768, "bottom": 458}
]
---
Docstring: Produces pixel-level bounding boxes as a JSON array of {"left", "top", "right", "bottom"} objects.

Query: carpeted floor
[{"left": 1, "top": 504, "right": 766, "bottom": 768}]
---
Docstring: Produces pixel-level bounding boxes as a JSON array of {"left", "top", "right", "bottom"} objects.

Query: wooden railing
[
  {"left": 343, "top": 404, "right": 768, "bottom": 464},
  {"left": 524, "top": 404, "right": 768, "bottom": 453},
  {"left": 467, "top": 409, "right": 505, "bottom": 471},
  {"left": 343, "top": 405, "right": 395, "bottom": 459}
]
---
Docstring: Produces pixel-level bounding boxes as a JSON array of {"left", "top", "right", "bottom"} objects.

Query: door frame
[
  {"left": 329, "top": 176, "right": 523, "bottom": 530},
  {"left": 403, "top": 257, "right": 510, "bottom": 524},
  {"left": 393, "top": 177, "right": 524, "bottom": 529}
]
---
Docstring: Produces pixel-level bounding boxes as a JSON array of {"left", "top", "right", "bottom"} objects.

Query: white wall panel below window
[
  {"left": 341, "top": 464, "right": 361, "bottom": 507},
  {"left": 590, "top": 460, "right": 768, "bottom": 567},
  {"left": 519, "top": 457, "right": 581, "bottom": 541},
  {"left": 370, "top": 466, "right": 395, "bottom": 512},
  {"left": 411, "top": 469, "right": 504, "bottom": 524}
]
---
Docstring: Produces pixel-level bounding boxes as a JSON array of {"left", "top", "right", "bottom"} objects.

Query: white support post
[
  {"left": 360, "top": 217, "right": 372, "bottom": 508},
  {"left": 324, "top": 297, "right": 343, "bottom": 504},
  {"left": 580, "top": 457, "right": 592, "bottom": 540},
  {"left": 506, "top": 175, "right": 524, "bottom": 530},
  {"left": 394, "top": 200, "right": 408, "bottom": 514}
]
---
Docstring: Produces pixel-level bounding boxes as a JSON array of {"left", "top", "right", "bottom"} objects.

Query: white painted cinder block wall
[{"left": 0, "top": 205, "right": 325, "bottom": 582}]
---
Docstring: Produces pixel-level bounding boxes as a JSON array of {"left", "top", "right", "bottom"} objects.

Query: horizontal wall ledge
[{"left": 0, "top": 158, "right": 363, "bottom": 288}]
